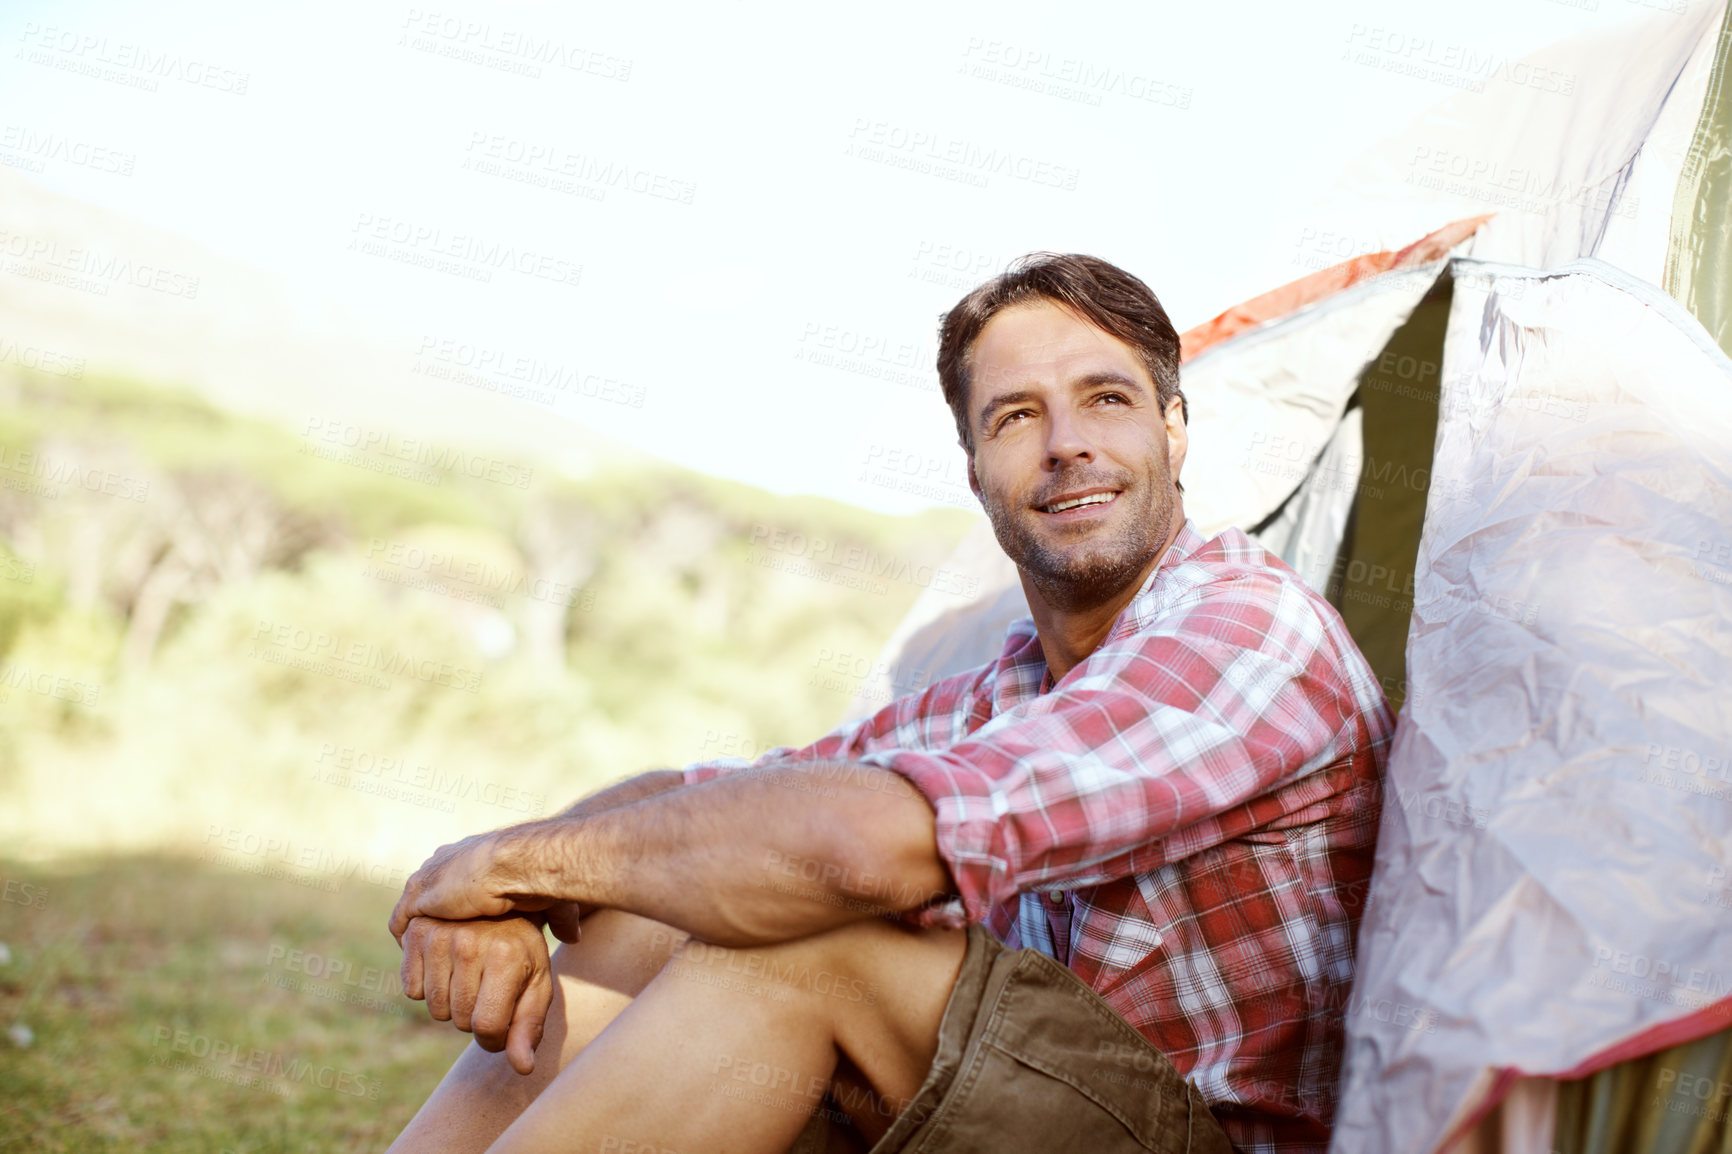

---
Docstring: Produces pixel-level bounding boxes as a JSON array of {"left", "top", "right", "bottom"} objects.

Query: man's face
[{"left": 963, "top": 301, "right": 1187, "bottom": 612}]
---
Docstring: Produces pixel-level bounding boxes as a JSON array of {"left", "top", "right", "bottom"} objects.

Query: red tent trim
[
  {"left": 1178, "top": 214, "right": 1494, "bottom": 364},
  {"left": 1438, "top": 995, "right": 1732, "bottom": 1152}
]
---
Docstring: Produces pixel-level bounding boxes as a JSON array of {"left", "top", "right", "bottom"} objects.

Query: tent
[{"left": 850, "top": 4, "right": 1732, "bottom": 1151}]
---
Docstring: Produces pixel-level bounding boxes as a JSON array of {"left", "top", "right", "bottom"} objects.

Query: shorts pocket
[
  {"left": 905, "top": 1036, "right": 1177, "bottom": 1154},
  {"left": 897, "top": 949, "right": 1217, "bottom": 1154}
]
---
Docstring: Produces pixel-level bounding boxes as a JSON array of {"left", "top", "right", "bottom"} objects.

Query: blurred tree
[
  {"left": 116, "top": 465, "right": 328, "bottom": 671},
  {"left": 516, "top": 489, "right": 599, "bottom": 670}
]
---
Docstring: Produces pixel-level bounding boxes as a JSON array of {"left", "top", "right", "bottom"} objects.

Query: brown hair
[{"left": 936, "top": 253, "right": 1185, "bottom": 452}]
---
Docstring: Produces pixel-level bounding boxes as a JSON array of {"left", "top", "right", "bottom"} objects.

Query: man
[{"left": 386, "top": 253, "right": 1394, "bottom": 1154}]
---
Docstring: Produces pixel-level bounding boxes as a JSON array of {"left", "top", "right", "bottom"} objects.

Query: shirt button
[{"left": 1047, "top": 890, "right": 1065, "bottom": 904}]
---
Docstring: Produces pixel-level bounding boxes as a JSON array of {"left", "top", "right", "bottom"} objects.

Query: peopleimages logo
[
  {"left": 1591, "top": 945, "right": 1732, "bottom": 1005},
  {"left": 845, "top": 119, "right": 1081, "bottom": 191},
  {"left": 347, "top": 212, "right": 583, "bottom": 289},
  {"left": 313, "top": 741, "right": 547, "bottom": 816},
  {"left": 462, "top": 132, "right": 695, "bottom": 205},
  {"left": 265, "top": 943, "right": 403, "bottom": 996},
  {"left": 0, "top": 337, "right": 84, "bottom": 378},
  {"left": 414, "top": 336, "right": 647, "bottom": 408},
  {"left": 17, "top": 22, "right": 251, "bottom": 95},
  {"left": 200, "top": 824, "right": 410, "bottom": 891},
  {"left": 0, "top": 661, "right": 102, "bottom": 707},
  {"left": 364, "top": 537, "right": 592, "bottom": 609},
  {"left": 301, "top": 418, "right": 534, "bottom": 489},
  {"left": 956, "top": 38, "right": 1193, "bottom": 110},
  {"left": 249, "top": 618, "right": 484, "bottom": 694},
  {"left": 748, "top": 525, "right": 979, "bottom": 598},
  {"left": 0, "top": 125, "right": 135, "bottom": 174},
  {"left": 148, "top": 1027, "right": 380, "bottom": 1098},
  {"left": 398, "top": 9, "right": 632, "bottom": 81},
  {"left": 0, "top": 444, "right": 148, "bottom": 500}
]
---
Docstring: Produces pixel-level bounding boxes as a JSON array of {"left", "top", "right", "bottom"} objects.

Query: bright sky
[{"left": 2, "top": 0, "right": 1644, "bottom": 513}]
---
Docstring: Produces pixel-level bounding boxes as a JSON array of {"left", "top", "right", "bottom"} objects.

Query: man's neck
[{"left": 1021, "top": 511, "right": 1186, "bottom": 684}]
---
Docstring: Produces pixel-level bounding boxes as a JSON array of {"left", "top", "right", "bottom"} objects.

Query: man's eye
[
  {"left": 998, "top": 410, "right": 1032, "bottom": 428},
  {"left": 1096, "top": 392, "right": 1127, "bottom": 405}
]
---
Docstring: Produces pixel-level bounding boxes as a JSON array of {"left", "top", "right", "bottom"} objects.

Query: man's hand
[
  {"left": 389, "top": 828, "right": 562, "bottom": 942},
  {"left": 399, "top": 914, "right": 554, "bottom": 1075}
]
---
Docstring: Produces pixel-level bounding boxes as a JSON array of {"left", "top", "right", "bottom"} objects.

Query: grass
[{"left": 0, "top": 855, "right": 470, "bottom": 1152}]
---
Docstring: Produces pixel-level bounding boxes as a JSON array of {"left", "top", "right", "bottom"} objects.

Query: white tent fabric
[
  {"left": 1323, "top": 5, "right": 1732, "bottom": 1147},
  {"left": 1305, "top": 2, "right": 1726, "bottom": 276},
  {"left": 1332, "top": 258, "right": 1732, "bottom": 1153}
]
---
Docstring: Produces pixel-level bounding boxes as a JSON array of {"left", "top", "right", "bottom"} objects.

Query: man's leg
[
  {"left": 387, "top": 912, "right": 966, "bottom": 1154},
  {"left": 487, "top": 916, "right": 968, "bottom": 1154},
  {"left": 386, "top": 909, "right": 696, "bottom": 1154}
]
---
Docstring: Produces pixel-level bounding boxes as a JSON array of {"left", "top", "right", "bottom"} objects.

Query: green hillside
[{"left": 0, "top": 367, "right": 977, "bottom": 865}]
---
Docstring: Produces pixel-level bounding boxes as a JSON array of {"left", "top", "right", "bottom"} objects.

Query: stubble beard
[{"left": 980, "top": 456, "right": 1176, "bottom": 614}]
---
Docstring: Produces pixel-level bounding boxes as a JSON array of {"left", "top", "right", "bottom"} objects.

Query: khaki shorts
[{"left": 792, "top": 923, "right": 1234, "bottom": 1154}]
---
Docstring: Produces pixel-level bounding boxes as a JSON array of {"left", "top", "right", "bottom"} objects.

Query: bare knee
[
  {"left": 552, "top": 908, "right": 690, "bottom": 998},
  {"left": 666, "top": 920, "right": 966, "bottom": 1142},
  {"left": 675, "top": 922, "right": 963, "bottom": 1048},
  {"left": 673, "top": 918, "right": 961, "bottom": 998}
]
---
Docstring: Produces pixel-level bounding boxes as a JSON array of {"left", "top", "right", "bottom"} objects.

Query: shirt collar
[
  {"left": 996, "top": 518, "right": 1208, "bottom": 700},
  {"left": 1108, "top": 517, "right": 1208, "bottom": 644}
]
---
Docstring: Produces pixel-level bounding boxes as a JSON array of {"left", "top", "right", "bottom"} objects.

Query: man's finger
[
  {"left": 389, "top": 869, "right": 432, "bottom": 943},
  {"left": 469, "top": 957, "right": 525, "bottom": 1054},
  {"left": 546, "top": 901, "right": 583, "bottom": 945},
  {"left": 505, "top": 968, "right": 554, "bottom": 1076},
  {"left": 404, "top": 877, "right": 515, "bottom": 925},
  {"left": 388, "top": 888, "right": 415, "bottom": 944},
  {"left": 422, "top": 926, "right": 456, "bottom": 1022},
  {"left": 448, "top": 932, "right": 484, "bottom": 1033},
  {"left": 401, "top": 921, "right": 428, "bottom": 1001}
]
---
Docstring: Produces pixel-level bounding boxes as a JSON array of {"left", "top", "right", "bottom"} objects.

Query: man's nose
[{"left": 1044, "top": 410, "right": 1095, "bottom": 469}]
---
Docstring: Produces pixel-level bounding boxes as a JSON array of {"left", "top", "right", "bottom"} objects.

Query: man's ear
[{"left": 1164, "top": 395, "right": 1189, "bottom": 485}]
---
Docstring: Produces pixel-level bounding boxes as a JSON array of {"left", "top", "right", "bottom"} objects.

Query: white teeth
[{"left": 1043, "top": 492, "right": 1114, "bottom": 513}]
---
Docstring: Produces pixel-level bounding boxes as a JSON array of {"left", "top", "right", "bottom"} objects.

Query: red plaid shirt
[{"left": 685, "top": 521, "right": 1393, "bottom": 1152}]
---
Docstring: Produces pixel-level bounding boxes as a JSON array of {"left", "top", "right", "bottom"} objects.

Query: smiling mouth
[{"left": 1037, "top": 490, "right": 1119, "bottom": 514}]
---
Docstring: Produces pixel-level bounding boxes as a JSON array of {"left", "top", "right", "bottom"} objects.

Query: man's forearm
[{"left": 505, "top": 763, "right": 955, "bottom": 947}]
